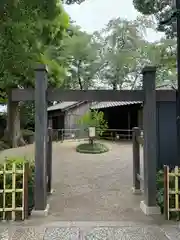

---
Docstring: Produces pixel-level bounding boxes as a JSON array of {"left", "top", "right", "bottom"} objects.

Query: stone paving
[
  {"left": 0, "top": 140, "right": 179, "bottom": 239},
  {"left": 0, "top": 222, "right": 173, "bottom": 239}
]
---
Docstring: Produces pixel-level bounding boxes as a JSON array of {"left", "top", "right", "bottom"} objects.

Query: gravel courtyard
[
  {"left": 48, "top": 140, "right": 154, "bottom": 223},
  {"left": 0, "top": 140, "right": 156, "bottom": 223}
]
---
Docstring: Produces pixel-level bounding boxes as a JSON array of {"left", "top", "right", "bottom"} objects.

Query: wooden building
[
  {"left": 91, "top": 84, "right": 177, "bottom": 169},
  {"left": 47, "top": 101, "right": 92, "bottom": 139}
]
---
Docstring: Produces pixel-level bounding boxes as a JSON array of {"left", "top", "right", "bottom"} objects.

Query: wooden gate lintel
[{"left": 11, "top": 89, "right": 176, "bottom": 102}]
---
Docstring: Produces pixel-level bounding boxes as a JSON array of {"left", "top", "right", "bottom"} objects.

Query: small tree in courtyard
[{"left": 77, "top": 110, "right": 108, "bottom": 144}]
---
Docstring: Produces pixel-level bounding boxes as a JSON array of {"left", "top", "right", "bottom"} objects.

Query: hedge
[{"left": 76, "top": 142, "right": 109, "bottom": 154}]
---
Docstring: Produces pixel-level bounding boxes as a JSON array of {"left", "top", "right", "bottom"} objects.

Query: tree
[
  {"left": 20, "top": 102, "right": 35, "bottom": 131},
  {"left": 59, "top": 25, "right": 101, "bottom": 90},
  {"left": 63, "top": 0, "right": 85, "bottom": 4},
  {"left": 93, "top": 15, "right": 177, "bottom": 90},
  {"left": 153, "top": 38, "right": 177, "bottom": 86},
  {"left": 77, "top": 110, "right": 108, "bottom": 144},
  {"left": 96, "top": 17, "right": 155, "bottom": 89},
  {"left": 133, "top": 0, "right": 176, "bottom": 38},
  {"left": 0, "top": 0, "right": 69, "bottom": 147},
  {"left": 124, "top": 38, "right": 177, "bottom": 89}
]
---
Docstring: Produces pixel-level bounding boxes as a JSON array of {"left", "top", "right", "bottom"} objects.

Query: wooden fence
[
  {"left": 164, "top": 165, "right": 180, "bottom": 220},
  {"left": 0, "top": 127, "right": 53, "bottom": 221},
  {"left": 0, "top": 161, "right": 29, "bottom": 221},
  {"left": 132, "top": 127, "right": 144, "bottom": 194}
]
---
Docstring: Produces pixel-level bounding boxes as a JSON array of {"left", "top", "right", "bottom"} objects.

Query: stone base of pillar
[
  {"left": 140, "top": 200, "right": 161, "bottom": 215},
  {"left": 132, "top": 187, "right": 142, "bottom": 195},
  {"left": 48, "top": 189, "right": 54, "bottom": 196},
  {"left": 31, "top": 204, "right": 50, "bottom": 217}
]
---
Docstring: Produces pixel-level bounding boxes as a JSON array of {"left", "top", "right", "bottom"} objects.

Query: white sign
[
  {"left": 172, "top": 0, "right": 176, "bottom": 8},
  {"left": 89, "top": 127, "right": 95, "bottom": 137}
]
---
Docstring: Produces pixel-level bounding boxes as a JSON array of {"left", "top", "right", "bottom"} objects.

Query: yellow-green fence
[
  {"left": 0, "top": 161, "right": 29, "bottom": 221},
  {"left": 164, "top": 165, "right": 180, "bottom": 220}
]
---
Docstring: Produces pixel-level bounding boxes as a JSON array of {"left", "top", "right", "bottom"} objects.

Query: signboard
[
  {"left": 172, "top": 0, "right": 176, "bottom": 8},
  {"left": 89, "top": 127, "right": 95, "bottom": 137}
]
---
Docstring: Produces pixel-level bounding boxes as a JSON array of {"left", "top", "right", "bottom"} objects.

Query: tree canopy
[
  {"left": 133, "top": 0, "right": 176, "bottom": 38},
  {"left": 62, "top": 0, "right": 85, "bottom": 4},
  {"left": 0, "top": 2, "right": 177, "bottom": 147},
  {"left": 0, "top": 0, "right": 69, "bottom": 90},
  {"left": 0, "top": 0, "right": 70, "bottom": 147}
]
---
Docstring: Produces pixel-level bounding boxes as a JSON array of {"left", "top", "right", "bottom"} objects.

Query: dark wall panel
[{"left": 157, "top": 102, "right": 177, "bottom": 169}]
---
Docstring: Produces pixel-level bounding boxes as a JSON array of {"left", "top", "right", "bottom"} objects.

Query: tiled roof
[
  {"left": 47, "top": 101, "right": 78, "bottom": 111},
  {"left": 91, "top": 101, "right": 142, "bottom": 110},
  {"left": 91, "top": 84, "right": 176, "bottom": 110},
  {"left": 156, "top": 84, "right": 176, "bottom": 90}
]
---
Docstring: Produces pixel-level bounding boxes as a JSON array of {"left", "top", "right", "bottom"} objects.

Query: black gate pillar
[
  {"left": 141, "top": 66, "right": 160, "bottom": 215},
  {"left": 32, "top": 64, "right": 49, "bottom": 216}
]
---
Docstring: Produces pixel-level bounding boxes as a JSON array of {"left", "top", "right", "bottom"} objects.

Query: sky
[{"left": 64, "top": 0, "right": 164, "bottom": 42}]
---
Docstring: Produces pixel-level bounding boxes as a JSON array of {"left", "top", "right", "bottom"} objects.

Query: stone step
[{"left": 0, "top": 221, "right": 174, "bottom": 240}]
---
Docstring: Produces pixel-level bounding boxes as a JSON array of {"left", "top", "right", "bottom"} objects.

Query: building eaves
[
  {"left": 47, "top": 101, "right": 78, "bottom": 112},
  {"left": 91, "top": 101, "right": 142, "bottom": 110}
]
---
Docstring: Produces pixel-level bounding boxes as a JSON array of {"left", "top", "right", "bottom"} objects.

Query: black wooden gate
[{"left": 11, "top": 65, "right": 176, "bottom": 215}]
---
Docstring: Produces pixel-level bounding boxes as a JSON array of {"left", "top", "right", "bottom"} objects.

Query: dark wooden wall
[
  {"left": 137, "top": 101, "right": 178, "bottom": 169},
  {"left": 157, "top": 101, "right": 177, "bottom": 169}
]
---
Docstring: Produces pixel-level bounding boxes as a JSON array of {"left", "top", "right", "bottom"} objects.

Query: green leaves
[
  {"left": 96, "top": 18, "right": 149, "bottom": 89},
  {"left": 92, "top": 16, "right": 177, "bottom": 90},
  {"left": 60, "top": 26, "right": 101, "bottom": 89},
  {"left": 62, "top": 0, "right": 85, "bottom": 4},
  {"left": 77, "top": 110, "right": 108, "bottom": 136},
  {"left": 133, "top": 0, "right": 176, "bottom": 38},
  {"left": 0, "top": 0, "right": 70, "bottom": 90}
]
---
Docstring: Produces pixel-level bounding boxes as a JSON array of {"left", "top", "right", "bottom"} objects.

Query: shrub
[
  {"left": 76, "top": 142, "right": 109, "bottom": 154},
  {"left": 0, "top": 140, "right": 10, "bottom": 150},
  {"left": 77, "top": 110, "right": 108, "bottom": 144},
  {"left": 156, "top": 170, "right": 165, "bottom": 214},
  {"left": 21, "top": 129, "right": 34, "bottom": 144},
  {"left": 0, "top": 157, "right": 35, "bottom": 220},
  {"left": 21, "top": 129, "right": 34, "bottom": 137}
]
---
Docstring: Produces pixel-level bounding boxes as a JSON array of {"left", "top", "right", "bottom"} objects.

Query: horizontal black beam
[
  {"left": 12, "top": 89, "right": 145, "bottom": 101},
  {"left": 12, "top": 88, "right": 34, "bottom": 101},
  {"left": 11, "top": 88, "right": 176, "bottom": 102},
  {"left": 47, "top": 89, "right": 144, "bottom": 102},
  {"left": 156, "top": 90, "right": 176, "bottom": 101}
]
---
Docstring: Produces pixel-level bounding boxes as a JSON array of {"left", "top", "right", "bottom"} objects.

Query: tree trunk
[
  {"left": 130, "top": 73, "right": 139, "bottom": 90},
  {"left": 77, "top": 60, "right": 83, "bottom": 90},
  {"left": 89, "top": 137, "right": 94, "bottom": 145},
  {"left": 112, "top": 82, "right": 117, "bottom": 90},
  {"left": 5, "top": 90, "right": 24, "bottom": 148}
]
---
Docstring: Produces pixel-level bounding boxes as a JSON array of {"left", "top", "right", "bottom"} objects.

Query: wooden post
[
  {"left": 23, "top": 162, "right": 29, "bottom": 220},
  {"left": 34, "top": 64, "right": 48, "bottom": 212},
  {"left": 47, "top": 125, "right": 53, "bottom": 194},
  {"left": 141, "top": 66, "right": 160, "bottom": 215},
  {"left": 164, "top": 165, "right": 169, "bottom": 220},
  {"left": 132, "top": 127, "right": 141, "bottom": 194}
]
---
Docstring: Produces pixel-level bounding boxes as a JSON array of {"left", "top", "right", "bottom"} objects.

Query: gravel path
[
  {"left": 47, "top": 140, "right": 155, "bottom": 223},
  {"left": 0, "top": 140, "right": 178, "bottom": 239},
  {"left": 0, "top": 140, "right": 158, "bottom": 223}
]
